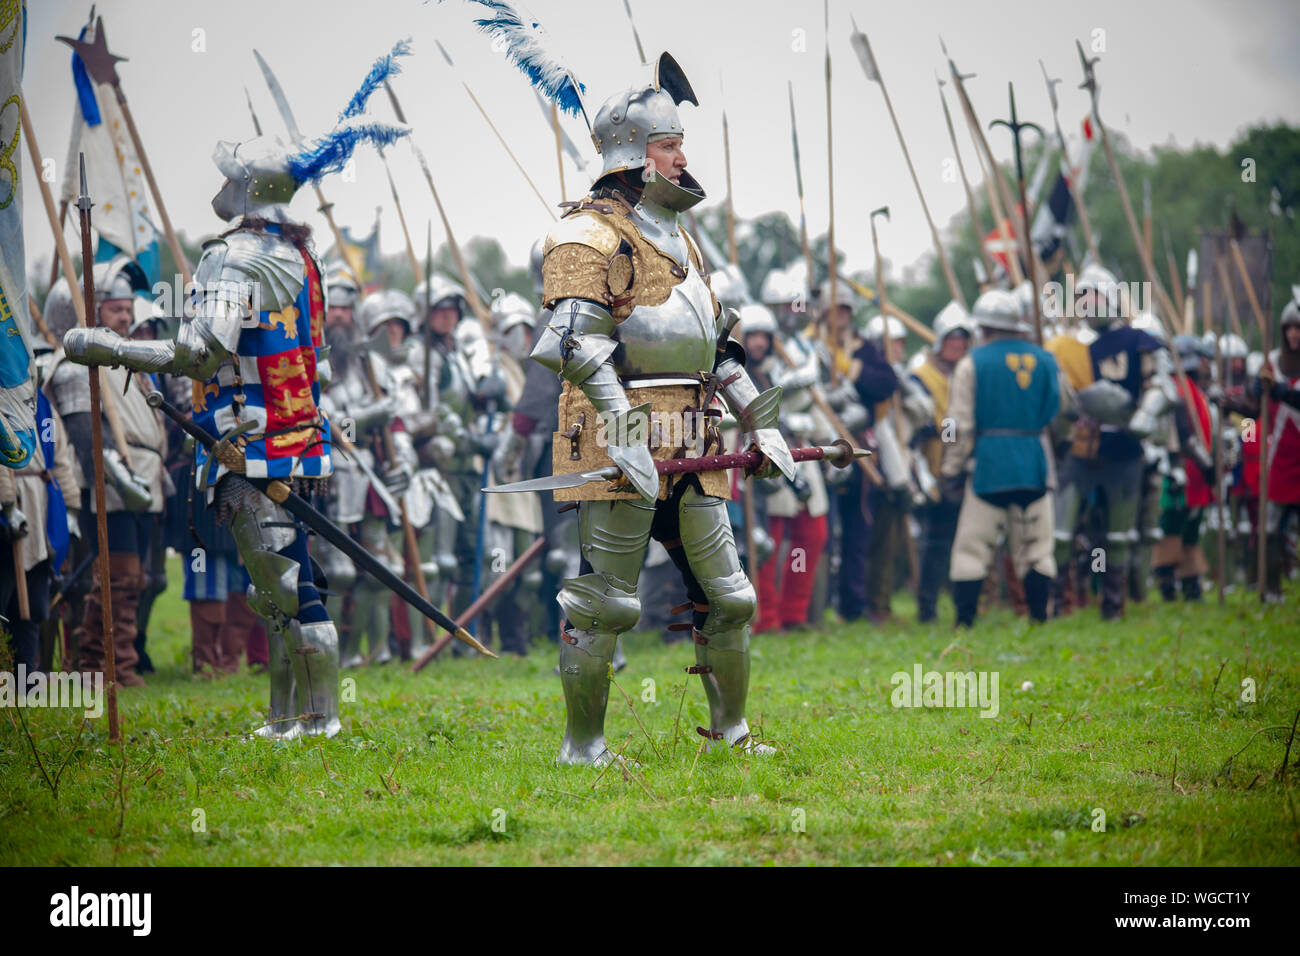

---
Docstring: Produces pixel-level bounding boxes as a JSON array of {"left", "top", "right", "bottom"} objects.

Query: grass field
[{"left": 2, "top": 562, "right": 1298, "bottom": 866}]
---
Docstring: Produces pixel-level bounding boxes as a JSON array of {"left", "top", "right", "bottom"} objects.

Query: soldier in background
[
  {"left": 941, "top": 290, "right": 1068, "bottom": 627},
  {"left": 48, "top": 257, "right": 162, "bottom": 687},
  {"left": 910, "top": 302, "right": 975, "bottom": 623},
  {"left": 1, "top": 338, "right": 78, "bottom": 686}
]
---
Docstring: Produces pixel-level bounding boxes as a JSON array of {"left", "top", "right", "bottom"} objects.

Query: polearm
[
  {"left": 144, "top": 391, "right": 497, "bottom": 657},
  {"left": 690, "top": 218, "right": 883, "bottom": 490},
  {"left": 621, "top": 0, "right": 648, "bottom": 66},
  {"left": 57, "top": 17, "right": 192, "bottom": 284},
  {"left": 722, "top": 88, "right": 739, "bottom": 268},
  {"left": 76, "top": 155, "right": 120, "bottom": 743},
  {"left": 252, "top": 50, "right": 365, "bottom": 289},
  {"left": 1204, "top": 270, "right": 1227, "bottom": 605},
  {"left": 485, "top": 441, "right": 869, "bottom": 495},
  {"left": 413, "top": 536, "right": 546, "bottom": 669},
  {"left": 551, "top": 101, "right": 567, "bottom": 203},
  {"left": 433, "top": 40, "right": 555, "bottom": 222},
  {"left": 1226, "top": 237, "right": 1273, "bottom": 600},
  {"left": 384, "top": 80, "right": 491, "bottom": 324},
  {"left": 788, "top": 82, "right": 818, "bottom": 317},
  {"left": 1164, "top": 228, "right": 1186, "bottom": 322},
  {"left": 714, "top": 78, "right": 754, "bottom": 585},
  {"left": 850, "top": 21, "right": 964, "bottom": 308},
  {"left": 942, "top": 39, "right": 1026, "bottom": 286},
  {"left": 380, "top": 149, "right": 422, "bottom": 280},
  {"left": 1077, "top": 43, "right": 1180, "bottom": 330},
  {"left": 990, "top": 83, "right": 1045, "bottom": 346},
  {"left": 19, "top": 98, "right": 133, "bottom": 464},
  {"left": 1039, "top": 60, "right": 1098, "bottom": 264},
  {"left": 938, "top": 75, "right": 997, "bottom": 283},
  {"left": 823, "top": 0, "right": 842, "bottom": 385}
]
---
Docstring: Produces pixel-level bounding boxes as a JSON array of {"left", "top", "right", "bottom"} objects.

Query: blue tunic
[{"left": 971, "top": 339, "right": 1060, "bottom": 501}]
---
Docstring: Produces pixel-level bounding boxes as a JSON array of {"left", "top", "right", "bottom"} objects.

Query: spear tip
[{"left": 76, "top": 152, "right": 92, "bottom": 212}]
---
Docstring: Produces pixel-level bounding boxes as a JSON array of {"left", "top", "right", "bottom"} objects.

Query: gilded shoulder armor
[{"left": 542, "top": 213, "right": 621, "bottom": 259}]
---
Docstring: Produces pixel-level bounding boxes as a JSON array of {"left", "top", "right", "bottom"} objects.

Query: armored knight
[
  {"left": 531, "top": 53, "right": 794, "bottom": 765},
  {"left": 410, "top": 276, "right": 496, "bottom": 628},
  {"left": 61, "top": 113, "right": 406, "bottom": 736},
  {"left": 1046, "top": 264, "right": 1172, "bottom": 619},
  {"left": 315, "top": 265, "right": 369, "bottom": 661}
]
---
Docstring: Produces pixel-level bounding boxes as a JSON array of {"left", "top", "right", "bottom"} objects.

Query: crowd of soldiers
[{"left": 5, "top": 241, "right": 1297, "bottom": 696}]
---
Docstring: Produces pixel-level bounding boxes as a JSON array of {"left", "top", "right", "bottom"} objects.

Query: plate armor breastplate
[{"left": 614, "top": 265, "right": 717, "bottom": 378}]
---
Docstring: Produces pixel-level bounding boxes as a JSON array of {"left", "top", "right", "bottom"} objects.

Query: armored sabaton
[
  {"left": 63, "top": 224, "right": 341, "bottom": 738},
  {"left": 532, "top": 187, "right": 795, "bottom": 766}
]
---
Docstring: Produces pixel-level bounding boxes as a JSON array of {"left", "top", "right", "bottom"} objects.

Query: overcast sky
[{"left": 20, "top": 0, "right": 1300, "bottom": 287}]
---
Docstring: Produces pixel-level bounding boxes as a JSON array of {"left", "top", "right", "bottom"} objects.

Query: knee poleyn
[{"left": 558, "top": 572, "right": 641, "bottom": 635}]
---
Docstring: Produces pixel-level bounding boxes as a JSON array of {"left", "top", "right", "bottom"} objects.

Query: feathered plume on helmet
[
  {"left": 212, "top": 39, "right": 414, "bottom": 221},
  {"left": 454, "top": 0, "right": 588, "bottom": 121}
]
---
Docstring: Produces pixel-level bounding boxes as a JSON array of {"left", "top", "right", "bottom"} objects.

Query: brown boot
[
  {"left": 112, "top": 554, "right": 145, "bottom": 687},
  {"left": 219, "top": 592, "right": 258, "bottom": 674},
  {"left": 190, "top": 600, "right": 227, "bottom": 676}
]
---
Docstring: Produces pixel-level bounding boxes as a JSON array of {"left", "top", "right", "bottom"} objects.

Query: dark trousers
[
  {"left": 1, "top": 559, "right": 55, "bottom": 678},
  {"left": 835, "top": 466, "right": 872, "bottom": 620},
  {"left": 917, "top": 499, "right": 962, "bottom": 621}
]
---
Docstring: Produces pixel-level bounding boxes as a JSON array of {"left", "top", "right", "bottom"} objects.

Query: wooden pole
[
  {"left": 414, "top": 536, "right": 546, "bottom": 668},
  {"left": 1164, "top": 229, "right": 1186, "bottom": 323},
  {"left": 939, "top": 77, "right": 997, "bottom": 282},
  {"left": 462, "top": 83, "right": 556, "bottom": 220},
  {"left": 854, "top": 26, "right": 964, "bottom": 307},
  {"left": 551, "top": 102, "right": 567, "bottom": 204},
  {"left": 788, "top": 82, "right": 819, "bottom": 341},
  {"left": 723, "top": 106, "right": 739, "bottom": 267},
  {"left": 946, "top": 54, "right": 1025, "bottom": 285},
  {"left": 1227, "top": 239, "right": 1272, "bottom": 600},
  {"left": 1205, "top": 273, "right": 1226, "bottom": 604},
  {"left": 385, "top": 82, "right": 491, "bottom": 324},
  {"left": 824, "top": 0, "right": 841, "bottom": 385},
  {"left": 1038, "top": 61, "right": 1098, "bottom": 264},
  {"left": 77, "top": 153, "right": 119, "bottom": 743},
  {"left": 380, "top": 151, "right": 422, "bottom": 281},
  {"left": 109, "top": 89, "right": 192, "bottom": 284},
  {"left": 20, "top": 98, "right": 131, "bottom": 459}
]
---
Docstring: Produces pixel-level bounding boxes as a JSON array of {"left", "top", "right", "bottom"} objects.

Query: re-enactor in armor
[
  {"left": 532, "top": 54, "right": 795, "bottom": 766},
  {"left": 60, "top": 123, "right": 402, "bottom": 737}
]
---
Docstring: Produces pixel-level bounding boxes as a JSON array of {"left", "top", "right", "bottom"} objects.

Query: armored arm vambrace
[
  {"left": 531, "top": 297, "right": 659, "bottom": 500},
  {"left": 1127, "top": 355, "right": 1178, "bottom": 440},
  {"left": 531, "top": 298, "right": 631, "bottom": 420},
  {"left": 714, "top": 342, "right": 796, "bottom": 480}
]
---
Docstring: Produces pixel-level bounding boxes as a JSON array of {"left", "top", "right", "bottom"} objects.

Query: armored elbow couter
[{"left": 531, "top": 299, "right": 619, "bottom": 387}]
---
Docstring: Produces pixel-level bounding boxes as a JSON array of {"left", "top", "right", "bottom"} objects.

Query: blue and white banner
[
  {"left": 0, "top": 0, "right": 36, "bottom": 469},
  {"left": 58, "top": 14, "right": 159, "bottom": 284}
]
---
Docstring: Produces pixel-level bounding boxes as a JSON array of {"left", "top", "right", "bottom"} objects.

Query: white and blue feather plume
[
  {"left": 288, "top": 116, "right": 410, "bottom": 184},
  {"left": 339, "top": 38, "right": 413, "bottom": 121},
  {"left": 452, "top": 0, "right": 588, "bottom": 123}
]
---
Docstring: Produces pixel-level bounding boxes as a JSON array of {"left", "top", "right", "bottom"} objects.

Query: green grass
[{"left": 2, "top": 561, "right": 1298, "bottom": 866}]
